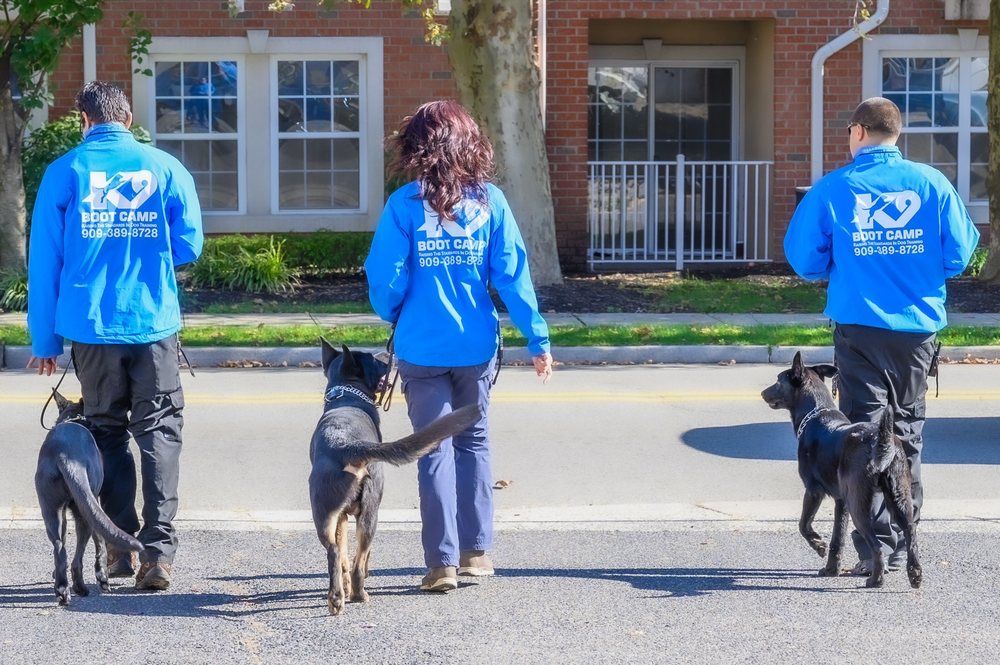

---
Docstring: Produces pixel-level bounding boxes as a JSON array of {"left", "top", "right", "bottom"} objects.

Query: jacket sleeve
[
  {"left": 165, "top": 167, "right": 204, "bottom": 267},
  {"left": 364, "top": 200, "right": 410, "bottom": 324},
  {"left": 26, "top": 164, "right": 69, "bottom": 358},
  {"left": 939, "top": 183, "right": 981, "bottom": 278},
  {"left": 488, "top": 191, "right": 551, "bottom": 357},
  {"left": 783, "top": 186, "right": 833, "bottom": 281}
]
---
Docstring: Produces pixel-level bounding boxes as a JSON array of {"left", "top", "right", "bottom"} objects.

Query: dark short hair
[
  {"left": 850, "top": 97, "right": 902, "bottom": 139},
  {"left": 74, "top": 81, "right": 131, "bottom": 125}
]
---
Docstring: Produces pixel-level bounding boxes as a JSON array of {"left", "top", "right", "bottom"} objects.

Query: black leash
[
  {"left": 928, "top": 340, "right": 942, "bottom": 398},
  {"left": 177, "top": 335, "right": 195, "bottom": 378},
  {"left": 378, "top": 324, "right": 399, "bottom": 412},
  {"left": 40, "top": 356, "right": 73, "bottom": 431},
  {"left": 492, "top": 319, "right": 503, "bottom": 386}
]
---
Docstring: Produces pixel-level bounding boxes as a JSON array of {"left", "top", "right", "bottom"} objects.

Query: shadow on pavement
[{"left": 681, "top": 417, "right": 1000, "bottom": 463}]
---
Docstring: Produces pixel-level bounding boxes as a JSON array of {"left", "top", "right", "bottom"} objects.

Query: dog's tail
[
  {"left": 344, "top": 404, "right": 483, "bottom": 467},
  {"left": 56, "top": 457, "right": 144, "bottom": 553},
  {"left": 870, "top": 374, "right": 901, "bottom": 474}
]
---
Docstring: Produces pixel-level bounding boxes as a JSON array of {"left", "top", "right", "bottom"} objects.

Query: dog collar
[
  {"left": 795, "top": 406, "right": 833, "bottom": 439},
  {"left": 325, "top": 384, "right": 376, "bottom": 406}
]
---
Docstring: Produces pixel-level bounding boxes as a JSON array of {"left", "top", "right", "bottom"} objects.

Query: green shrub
[
  {"left": 0, "top": 271, "right": 28, "bottom": 312},
  {"left": 276, "top": 231, "right": 372, "bottom": 273},
  {"left": 188, "top": 237, "right": 298, "bottom": 294},
  {"left": 22, "top": 112, "right": 152, "bottom": 226},
  {"left": 966, "top": 247, "right": 989, "bottom": 278}
]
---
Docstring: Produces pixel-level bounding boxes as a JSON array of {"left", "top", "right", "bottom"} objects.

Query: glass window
[
  {"left": 276, "top": 59, "right": 361, "bottom": 211},
  {"left": 882, "top": 55, "right": 987, "bottom": 201},
  {"left": 153, "top": 60, "right": 240, "bottom": 211}
]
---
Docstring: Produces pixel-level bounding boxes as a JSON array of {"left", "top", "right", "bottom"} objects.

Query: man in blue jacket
[
  {"left": 785, "top": 97, "right": 979, "bottom": 575},
  {"left": 27, "top": 81, "right": 204, "bottom": 591}
]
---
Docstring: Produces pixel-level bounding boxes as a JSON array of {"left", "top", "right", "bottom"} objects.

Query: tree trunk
[
  {"left": 0, "top": 76, "right": 26, "bottom": 273},
  {"left": 448, "top": 0, "right": 563, "bottom": 286},
  {"left": 982, "top": 0, "right": 1000, "bottom": 282}
]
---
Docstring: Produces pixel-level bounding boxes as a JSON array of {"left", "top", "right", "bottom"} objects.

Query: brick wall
[
  {"left": 47, "top": 0, "right": 456, "bottom": 141},
  {"left": 545, "top": 0, "right": 988, "bottom": 271}
]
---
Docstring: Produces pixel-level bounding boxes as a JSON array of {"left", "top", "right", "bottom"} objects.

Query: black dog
[
  {"left": 310, "top": 341, "right": 481, "bottom": 615},
  {"left": 761, "top": 352, "right": 921, "bottom": 589},
  {"left": 35, "top": 392, "right": 143, "bottom": 605}
]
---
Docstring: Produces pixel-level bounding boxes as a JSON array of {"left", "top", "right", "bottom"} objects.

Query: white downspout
[
  {"left": 82, "top": 24, "right": 97, "bottom": 82},
  {"left": 810, "top": 0, "right": 890, "bottom": 182},
  {"left": 539, "top": 0, "right": 547, "bottom": 130}
]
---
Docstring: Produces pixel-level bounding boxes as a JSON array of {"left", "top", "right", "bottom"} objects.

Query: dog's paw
[
  {"left": 818, "top": 565, "right": 839, "bottom": 577},
  {"left": 810, "top": 541, "right": 828, "bottom": 558},
  {"left": 908, "top": 566, "right": 922, "bottom": 589},
  {"left": 56, "top": 587, "right": 70, "bottom": 606},
  {"left": 99, "top": 581, "right": 111, "bottom": 593},
  {"left": 328, "top": 594, "right": 345, "bottom": 616},
  {"left": 72, "top": 582, "right": 89, "bottom": 597},
  {"left": 865, "top": 575, "right": 885, "bottom": 589},
  {"left": 351, "top": 588, "right": 370, "bottom": 604}
]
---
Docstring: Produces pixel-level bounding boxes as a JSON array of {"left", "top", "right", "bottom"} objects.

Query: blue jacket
[
  {"left": 784, "top": 146, "right": 980, "bottom": 333},
  {"left": 28, "top": 123, "right": 204, "bottom": 357},
  {"left": 365, "top": 181, "right": 550, "bottom": 367}
]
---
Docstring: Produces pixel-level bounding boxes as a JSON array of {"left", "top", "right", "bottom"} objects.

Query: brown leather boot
[
  {"left": 458, "top": 551, "right": 495, "bottom": 577},
  {"left": 135, "top": 561, "right": 173, "bottom": 591},
  {"left": 419, "top": 566, "right": 458, "bottom": 592},
  {"left": 107, "top": 550, "right": 138, "bottom": 578}
]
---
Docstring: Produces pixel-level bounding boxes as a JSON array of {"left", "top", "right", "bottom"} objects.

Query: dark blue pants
[{"left": 399, "top": 359, "right": 494, "bottom": 569}]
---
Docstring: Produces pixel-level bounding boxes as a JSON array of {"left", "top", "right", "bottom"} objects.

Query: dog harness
[
  {"left": 795, "top": 406, "right": 834, "bottom": 439},
  {"left": 325, "top": 384, "right": 377, "bottom": 407}
]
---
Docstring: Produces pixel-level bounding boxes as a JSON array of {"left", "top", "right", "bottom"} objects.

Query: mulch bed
[{"left": 179, "top": 268, "right": 1000, "bottom": 315}]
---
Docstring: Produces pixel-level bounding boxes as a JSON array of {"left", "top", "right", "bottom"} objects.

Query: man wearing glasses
[{"left": 783, "top": 97, "right": 980, "bottom": 576}]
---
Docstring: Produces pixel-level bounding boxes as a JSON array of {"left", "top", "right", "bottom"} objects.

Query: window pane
[
  {"left": 885, "top": 94, "right": 907, "bottom": 121},
  {"left": 971, "top": 133, "right": 989, "bottom": 164},
  {"left": 306, "top": 98, "right": 333, "bottom": 132},
  {"left": 906, "top": 94, "right": 932, "bottom": 126},
  {"left": 882, "top": 58, "right": 906, "bottom": 92},
  {"left": 332, "top": 139, "right": 359, "bottom": 171},
  {"left": 680, "top": 68, "right": 705, "bottom": 103},
  {"left": 932, "top": 132, "right": 958, "bottom": 163},
  {"left": 622, "top": 141, "right": 647, "bottom": 161},
  {"left": 184, "top": 99, "right": 211, "bottom": 133},
  {"left": 157, "top": 140, "right": 182, "bottom": 161},
  {"left": 970, "top": 164, "right": 987, "bottom": 200},
  {"left": 333, "top": 171, "right": 360, "bottom": 208},
  {"left": 211, "top": 140, "right": 239, "bottom": 172},
  {"left": 971, "top": 92, "right": 987, "bottom": 127},
  {"left": 212, "top": 173, "right": 239, "bottom": 210},
  {"left": 970, "top": 57, "right": 988, "bottom": 91},
  {"left": 306, "top": 172, "right": 334, "bottom": 208},
  {"left": 306, "top": 61, "right": 331, "bottom": 95},
  {"left": 934, "top": 93, "right": 958, "bottom": 127},
  {"left": 903, "top": 133, "right": 931, "bottom": 163},
  {"left": 936, "top": 164, "right": 958, "bottom": 188},
  {"left": 333, "top": 61, "right": 359, "bottom": 95},
  {"left": 278, "top": 139, "right": 305, "bottom": 171},
  {"left": 680, "top": 108, "right": 706, "bottom": 141},
  {"left": 212, "top": 98, "right": 238, "bottom": 133},
  {"left": 183, "top": 62, "right": 210, "bottom": 93},
  {"left": 706, "top": 69, "right": 731, "bottom": 104},
  {"left": 707, "top": 105, "right": 731, "bottom": 140},
  {"left": 655, "top": 68, "right": 681, "bottom": 104},
  {"left": 185, "top": 140, "right": 210, "bottom": 172},
  {"left": 908, "top": 58, "right": 934, "bottom": 91},
  {"left": 278, "top": 61, "right": 304, "bottom": 95},
  {"left": 213, "top": 61, "right": 238, "bottom": 96},
  {"left": 653, "top": 140, "right": 679, "bottom": 161},
  {"left": 156, "top": 99, "right": 182, "bottom": 133},
  {"left": 279, "top": 172, "right": 306, "bottom": 209},
  {"left": 156, "top": 62, "right": 182, "bottom": 97},
  {"left": 278, "top": 98, "right": 305, "bottom": 132},
  {"left": 622, "top": 101, "right": 647, "bottom": 139},
  {"left": 935, "top": 58, "right": 959, "bottom": 92},
  {"left": 306, "top": 139, "right": 332, "bottom": 170},
  {"left": 598, "top": 101, "right": 622, "bottom": 140}
]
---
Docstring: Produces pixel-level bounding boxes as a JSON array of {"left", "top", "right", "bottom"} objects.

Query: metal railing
[{"left": 587, "top": 157, "right": 774, "bottom": 269}]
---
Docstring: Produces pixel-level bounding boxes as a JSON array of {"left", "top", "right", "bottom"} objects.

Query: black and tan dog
[
  {"left": 311, "top": 340, "right": 480, "bottom": 615},
  {"left": 35, "top": 392, "right": 143, "bottom": 605},
  {"left": 761, "top": 352, "right": 921, "bottom": 589}
]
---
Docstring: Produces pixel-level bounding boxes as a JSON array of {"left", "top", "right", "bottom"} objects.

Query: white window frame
[
  {"left": 863, "top": 30, "right": 988, "bottom": 224},
  {"left": 133, "top": 34, "right": 384, "bottom": 233},
  {"left": 269, "top": 55, "right": 367, "bottom": 216},
  {"left": 144, "top": 54, "right": 248, "bottom": 216}
]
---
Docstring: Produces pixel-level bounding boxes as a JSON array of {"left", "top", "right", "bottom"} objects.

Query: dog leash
[
  {"left": 39, "top": 356, "right": 73, "bottom": 432},
  {"left": 492, "top": 319, "right": 503, "bottom": 387},
  {"left": 378, "top": 323, "right": 399, "bottom": 412}
]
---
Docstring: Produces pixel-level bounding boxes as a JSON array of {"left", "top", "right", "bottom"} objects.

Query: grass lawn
[
  {"left": 4, "top": 324, "right": 1000, "bottom": 348},
  {"left": 629, "top": 274, "right": 827, "bottom": 313}
]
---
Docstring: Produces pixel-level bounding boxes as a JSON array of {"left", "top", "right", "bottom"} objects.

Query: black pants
[
  {"left": 72, "top": 336, "right": 185, "bottom": 564},
  {"left": 834, "top": 323, "right": 937, "bottom": 561}
]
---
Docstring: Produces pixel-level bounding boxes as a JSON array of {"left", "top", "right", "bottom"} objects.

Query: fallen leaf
[
  {"left": 493, "top": 480, "right": 513, "bottom": 490},
  {"left": 627, "top": 628, "right": 646, "bottom": 637},
  {"left": 718, "top": 359, "right": 736, "bottom": 366}
]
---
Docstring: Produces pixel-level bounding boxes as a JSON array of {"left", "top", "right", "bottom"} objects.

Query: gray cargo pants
[
  {"left": 834, "top": 323, "right": 937, "bottom": 562},
  {"left": 71, "top": 335, "right": 185, "bottom": 564}
]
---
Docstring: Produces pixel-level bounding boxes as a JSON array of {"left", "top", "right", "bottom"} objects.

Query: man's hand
[
  {"left": 27, "top": 356, "right": 58, "bottom": 376},
  {"left": 533, "top": 352, "right": 553, "bottom": 384}
]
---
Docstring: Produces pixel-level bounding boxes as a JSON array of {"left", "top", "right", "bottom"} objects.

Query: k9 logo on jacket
[
  {"left": 851, "top": 190, "right": 925, "bottom": 257},
  {"left": 79, "top": 170, "right": 161, "bottom": 239},
  {"left": 414, "top": 200, "right": 489, "bottom": 269}
]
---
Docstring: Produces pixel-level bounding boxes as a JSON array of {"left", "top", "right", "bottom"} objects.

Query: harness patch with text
[{"left": 851, "top": 190, "right": 925, "bottom": 257}]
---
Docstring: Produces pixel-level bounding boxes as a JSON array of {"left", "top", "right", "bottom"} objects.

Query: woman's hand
[{"left": 533, "top": 352, "right": 553, "bottom": 384}]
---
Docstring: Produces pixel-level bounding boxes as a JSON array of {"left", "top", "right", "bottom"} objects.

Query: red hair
[{"left": 389, "top": 100, "right": 494, "bottom": 221}]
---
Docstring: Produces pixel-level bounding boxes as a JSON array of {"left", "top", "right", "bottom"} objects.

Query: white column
[{"left": 83, "top": 24, "right": 97, "bottom": 82}]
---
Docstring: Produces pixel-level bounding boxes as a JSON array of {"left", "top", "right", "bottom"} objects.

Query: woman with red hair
[{"left": 366, "top": 101, "right": 553, "bottom": 592}]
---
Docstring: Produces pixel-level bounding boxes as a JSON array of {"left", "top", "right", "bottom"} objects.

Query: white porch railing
[{"left": 587, "top": 157, "right": 774, "bottom": 269}]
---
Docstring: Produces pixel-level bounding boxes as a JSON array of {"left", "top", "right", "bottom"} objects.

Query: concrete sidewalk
[{"left": 3, "top": 311, "right": 1000, "bottom": 327}]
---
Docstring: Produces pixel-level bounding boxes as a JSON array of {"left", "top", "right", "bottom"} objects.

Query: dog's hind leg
[
  {"left": 40, "top": 497, "right": 70, "bottom": 605},
  {"left": 93, "top": 535, "right": 110, "bottom": 592},
  {"left": 352, "top": 506, "right": 378, "bottom": 603},
  {"left": 847, "top": 485, "right": 885, "bottom": 588},
  {"left": 881, "top": 466, "right": 922, "bottom": 589},
  {"left": 820, "top": 499, "right": 849, "bottom": 577},
  {"left": 316, "top": 508, "right": 347, "bottom": 616},
  {"left": 799, "top": 491, "right": 828, "bottom": 558},
  {"left": 69, "top": 506, "right": 92, "bottom": 598},
  {"left": 336, "top": 512, "right": 353, "bottom": 601}
]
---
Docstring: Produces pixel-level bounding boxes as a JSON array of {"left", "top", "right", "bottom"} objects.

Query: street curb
[{"left": 5, "top": 344, "right": 1000, "bottom": 369}]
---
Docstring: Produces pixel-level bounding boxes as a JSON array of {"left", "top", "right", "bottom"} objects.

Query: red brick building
[{"left": 47, "top": 0, "right": 990, "bottom": 272}]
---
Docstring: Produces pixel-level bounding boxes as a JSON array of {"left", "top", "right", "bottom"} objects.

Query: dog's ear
[
  {"left": 52, "top": 389, "right": 70, "bottom": 411},
  {"left": 320, "top": 337, "right": 340, "bottom": 371},
  {"left": 812, "top": 364, "right": 838, "bottom": 381},
  {"left": 340, "top": 344, "right": 361, "bottom": 377},
  {"left": 791, "top": 351, "right": 806, "bottom": 384}
]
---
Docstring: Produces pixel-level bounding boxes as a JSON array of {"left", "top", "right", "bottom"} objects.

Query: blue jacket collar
[
  {"left": 83, "top": 122, "right": 133, "bottom": 141},
  {"left": 853, "top": 145, "right": 901, "bottom": 164}
]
